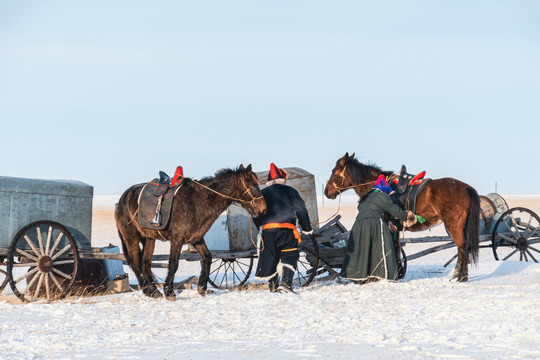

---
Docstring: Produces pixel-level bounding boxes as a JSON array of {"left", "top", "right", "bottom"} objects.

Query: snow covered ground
[{"left": 0, "top": 195, "right": 539, "bottom": 359}]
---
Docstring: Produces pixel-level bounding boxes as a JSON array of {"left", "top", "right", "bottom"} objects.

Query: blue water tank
[{"left": 102, "top": 245, "right": 125, "bottom": 281}]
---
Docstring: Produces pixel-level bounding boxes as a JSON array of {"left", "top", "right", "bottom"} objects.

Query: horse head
[
  {"left": 235, "top": 164, "right": 266, "bottom": 217},
  {"left": 324, "top": 152, "right": 355, "bottom": 199}
]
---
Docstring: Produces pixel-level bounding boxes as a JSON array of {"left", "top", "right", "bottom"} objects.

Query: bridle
[
  {"left": 328, "top": 165, "right": 398, "bottom": 195},
  {"left": 189, "top": 174, "right": 264, "bottom": 207}
]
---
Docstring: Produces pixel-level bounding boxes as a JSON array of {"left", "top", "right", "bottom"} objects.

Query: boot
[
  {"left": 280, "top": 265, "right": 296, "bottom": 289},
  {"left": 268, "top": 274, "right": 279, "bottom": 293}
]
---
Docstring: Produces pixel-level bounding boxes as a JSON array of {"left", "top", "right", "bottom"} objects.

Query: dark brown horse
[
  {"left": 324, "top": 153, "right": 480, "bottom": 282},
  {"left": 115, "top": 165, "right": 266, "bottom": 300}
]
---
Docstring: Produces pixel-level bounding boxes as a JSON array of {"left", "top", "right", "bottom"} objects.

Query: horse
[
  {"left": 115, "top": 164, "right": 266, "bottom": 300},
  {"left": 324, "top": 152, "right": 480, "bottom": 282}
]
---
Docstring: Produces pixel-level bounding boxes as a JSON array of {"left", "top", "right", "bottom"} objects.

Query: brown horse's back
[{"left": 414, "top": 178, "right": 480, "bottom": 265}]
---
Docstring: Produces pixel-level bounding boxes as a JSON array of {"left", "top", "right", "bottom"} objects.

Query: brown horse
[
  {"left": 324, "top": 153, "right": 480, "bottom": 282},
  {"left": 115, "top": 165, "right": 266, "bottom": 300}
]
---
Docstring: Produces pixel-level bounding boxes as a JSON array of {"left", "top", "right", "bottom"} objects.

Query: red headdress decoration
[{"left": 268, "top": 163, "right": 287, "bottom": 181}]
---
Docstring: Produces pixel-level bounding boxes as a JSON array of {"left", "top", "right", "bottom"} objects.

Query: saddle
[
  {"left": 138, "top": 167, "right": 184, "bottom": 230},
  {"left": 392, "top": 165, "right": 430, "bottom": 213}
]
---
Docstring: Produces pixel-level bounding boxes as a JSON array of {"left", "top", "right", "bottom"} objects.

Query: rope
[{"left": 188, "top": 177, "right": 263, "bottom": 204}]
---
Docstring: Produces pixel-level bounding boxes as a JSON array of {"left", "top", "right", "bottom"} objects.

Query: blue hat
[{"left": 373, "top": 174, "right": 394, "bottom": 195}]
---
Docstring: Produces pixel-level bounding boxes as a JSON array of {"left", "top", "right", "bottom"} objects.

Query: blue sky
[{"left": 1, "top": 1, "right": 539, "bottom": 195}]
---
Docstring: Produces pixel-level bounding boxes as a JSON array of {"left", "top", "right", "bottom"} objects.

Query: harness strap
[{"left": 262, "top": 223, "right": 302, "bottom": 243}]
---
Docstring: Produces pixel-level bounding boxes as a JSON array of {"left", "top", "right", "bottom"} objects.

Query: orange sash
[{"left": 262, "top": 223, "right": 302, "bottom": 243}]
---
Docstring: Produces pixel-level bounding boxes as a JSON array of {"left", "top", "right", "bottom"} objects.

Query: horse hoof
[
  {"left": 198, "top": 288, "right": 214, "bottom": 296},
  {"left": 166, "top": 294, "right": 177, "bottom": 301},
  {"left": 450, "top": 275, "right": 468, "bottom": 282},
  {"left": 144, "top": 289, "right": 163, "bottom": 298}
]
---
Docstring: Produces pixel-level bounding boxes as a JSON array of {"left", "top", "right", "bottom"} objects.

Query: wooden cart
[
  {"left": 0, "top": 170, "right": 322, "bottom": 302},
  {"left": 300, "top": 193, "right": 540, "bottom": 281}
]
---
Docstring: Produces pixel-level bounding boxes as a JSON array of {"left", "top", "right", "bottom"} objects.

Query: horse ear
[
  {"left": 350, "top": 152, "right": 355, "bottom": 158},
  {"left": 338, "top": 153, "right": 348, "bottom": 166},
  {"left": 239, "top": 164, "right": 245, "bottom": 171},
  {"left": 246, "top": 164, "right": 252, "bottom": 172}
]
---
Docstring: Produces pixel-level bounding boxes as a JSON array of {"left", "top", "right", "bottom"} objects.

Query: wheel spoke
[
  {"left": 15, "top": 267, "right": 40, "bottom": 284},
  {"left": 22, "top": 271, "right": 42, "bottom": 295},
  {"left": 525, "top": 249, "right": 538, "bottom": 263},
  {"left": 233, "top": 263, "right": 242, "bottom": 285},
  {"left": 36, "top": 226, "right": 45, "bottom": 256},
  {"left": 502, "top": 249, "right": 518, "bottom": 261},
  {"left": 45, "top": 225, "right": 53, "bottom": 256},
  {"left": 23, "top": 235, "right": 41, "bottom": 258},
  {"left": 210, "top": 260, "right": 225, "bottom": 276},
  {"left": 49, "top": 232, "right": 64, "bottom": 257},
  {"left": 523, "top": 251, "right": 528, "bottom": 261},
  {"left": 509, "top": 214, "right": 524, "bottom": 239},
  {"left": 527, "top": 226, "right": 540, "bottom": 239},
  {"left": 52, "top": 260, "right": 75, "bottom": 265},
  {"left": 14, "top": 248, "right": 39, "bottom": 262},
  {"left": 49, "top": 272, "right": 64, "bottom": 292},
  {"left": 51, "top": 244, "right": 72, "bottom": 261},
  {"left": 217, "top": 264, "right": 227, "bottom": 288},
  {"left": 52, "top": 267, "right": 72, "bottom": 280},
  {"left": 522, "top": 215, "right": 534, "bottom": 238},
  {"left": 12, "top": 262, "right": 39, "bottom": 267},
  {"left": 528, "top": 246, "right": 540, "bottom": 254},
  {"left": 32, "top": 273, "right": 46, "bottom": 301},
  {"left": 45, "top": 273, "right": 51, "bottom": 300},
  {"left": 498, "top": 233, "right": 518, "bottom": 245}
]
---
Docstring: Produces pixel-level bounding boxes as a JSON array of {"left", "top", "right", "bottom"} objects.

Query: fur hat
[
  {"left": 373, "top": 174, "right": 394, "bottom": 195},
  {"left": 268, "top": 163, "right": 287, "bottom": 181}
]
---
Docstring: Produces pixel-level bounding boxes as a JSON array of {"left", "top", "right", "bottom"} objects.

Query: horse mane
[
  {"left": 344, "top": 157, "right": 384, "bottom": 184},
  {"left": 195, "top": 167, "right": 245, "bottom": 195}
]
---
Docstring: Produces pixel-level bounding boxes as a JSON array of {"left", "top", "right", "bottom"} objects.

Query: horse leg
[
  {"left": 447, "top": 229, "right": 469, "bottom": 282},
  {"left": 163, "top": 239, "right": 184, "bottom": 301},
  {"left": 118, "top": 228, "right": 155, "bottom": 296},
  {"left": 191, "top": 238, "right": 212, "bottom": 296},
  {"left": 453, "top": 245, "right": 469, "bottom": 282},
  {"left": 140, "top": 238, "right": 162, "bottom": 298}
]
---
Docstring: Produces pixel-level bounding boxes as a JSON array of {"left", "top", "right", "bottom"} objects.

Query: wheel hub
[
  {"left": 516, "top": 237, "right": 529, "bottom": 251},
  {"left": 38, "top": 255, "right": 54, "bottom": 272}
]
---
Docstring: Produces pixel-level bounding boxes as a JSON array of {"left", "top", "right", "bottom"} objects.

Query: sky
[{"left": 1, "top": 1, "right": 539, "bottom": 195}]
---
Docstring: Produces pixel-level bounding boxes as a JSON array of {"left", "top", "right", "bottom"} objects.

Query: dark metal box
[{"left": 0, "top": 176, "right": 93, "bottom": 249}]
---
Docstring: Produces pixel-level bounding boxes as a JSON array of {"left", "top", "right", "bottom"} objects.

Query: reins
[
  {"left": 319, "top": 169, "right": 399, "bottom": 226},
  {"left": 186, "top": 176, "right": 263, "bottom": 205}
]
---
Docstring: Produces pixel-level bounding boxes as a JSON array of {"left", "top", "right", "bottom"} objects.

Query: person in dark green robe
[{"left": 341, "top": 174, "right": 417, "bottom": 283}]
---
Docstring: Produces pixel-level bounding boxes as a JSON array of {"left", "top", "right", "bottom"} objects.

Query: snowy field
[{"left": 0, "top": 195, "right": 539, "bottom": 359}]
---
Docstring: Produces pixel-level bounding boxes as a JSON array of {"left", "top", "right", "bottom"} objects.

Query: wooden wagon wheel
[
  {"left": 7, "top": 221, "right": 79, "bottom": 302},
  {"left": 398, "top": 247, "right": 407, "bottom": 279},
  {"left": 208, "top": 256, "right": 254, "bottom": 290},
  {"left": 491, "top": 207, "right": 540, "bottom": 262},
  {"left": 293, "top": 234, "right": 319, "bottom": 287},
  {"left": 0, "top": 263, "right": 8, "bottom": 293}
]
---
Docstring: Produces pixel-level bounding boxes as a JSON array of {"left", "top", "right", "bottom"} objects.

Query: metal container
[
  {"left": 479, "top": 193, "right": 509, "bottom": 235},
  {"left": 0, "top": 176, "right": 93, "bottom": 249},
  {"left": 226, "top": 167, "right": 319, "bottom": 252}
]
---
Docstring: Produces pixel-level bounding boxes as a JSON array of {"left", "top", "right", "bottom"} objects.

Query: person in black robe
[{"left": 253, "top": 163, "right": 312, "bottom": 294}]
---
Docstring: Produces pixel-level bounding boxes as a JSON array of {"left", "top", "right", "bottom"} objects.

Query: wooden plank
[
  {"left": 400, "top": 234, "right": 493, "bottom": 244},
  {"left": 78, "top": 249, "right": 257, "bottom": 262},
  {"left": 406, "top": 242, "right": 457, "bottom": 261}
]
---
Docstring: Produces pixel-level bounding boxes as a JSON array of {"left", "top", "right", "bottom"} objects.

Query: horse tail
[{"left": 465, "top": 187, "right": 480, "bottom": 265}]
